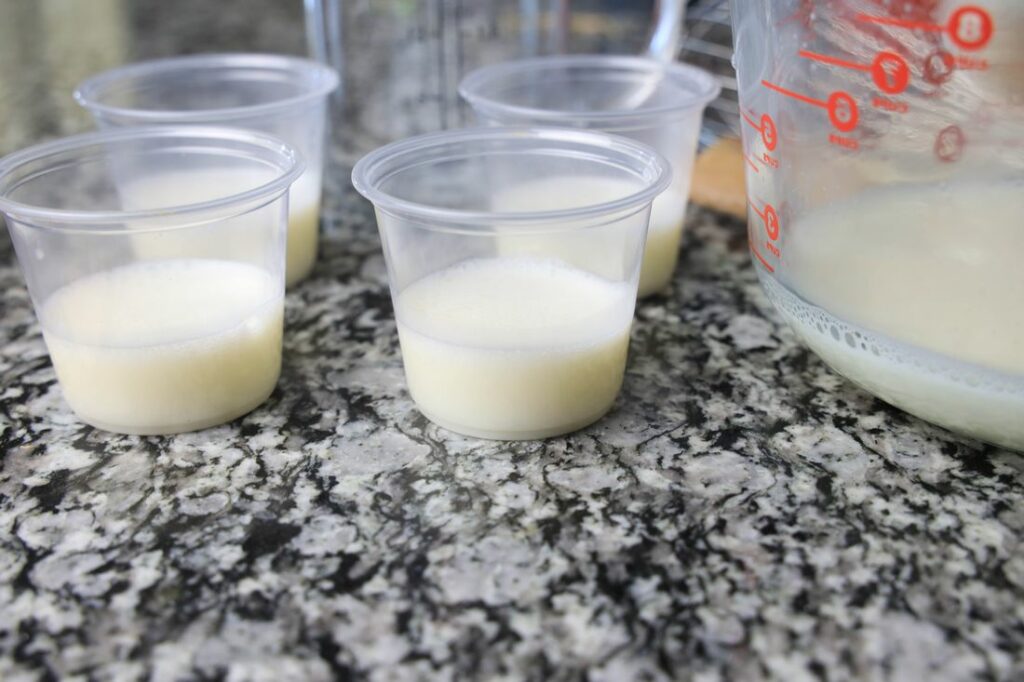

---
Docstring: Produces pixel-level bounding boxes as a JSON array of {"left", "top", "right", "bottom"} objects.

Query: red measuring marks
[
  {"left": 748, "top": 199, "right": 780, "bottom": 272},
  {"left": 924, "top": 50, "right": 957, "bottom": 84},
  {"left": 741, "top": 110, "right": 778, "bottom": 152},
  {"left": 855, "top": 5, "right": 993, "bottom": 51},
  {"left": 761, "top": 80, "right": 859, "bottom": 133},
  {"left": 748, "top": 235, "right": 775, "bottom": 272},
  {"left": 798, "top": 49, "right": 910, "bottom": 95},
  {"left": 935, "top": 125, "right": 966, "bottom": 162},
  {"left": 743, "top": 152, "right": 760, "bottom": 174}
]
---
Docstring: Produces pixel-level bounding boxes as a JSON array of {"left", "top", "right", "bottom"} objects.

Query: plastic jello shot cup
[
  {"left": 75, "top": 53, "right": 338, "bottom": 286},
  {"left": 352, "top": 128, "right": 670, "bottom": 440},
  {"left": 0, "top": 127, "right": 302, "bottom": 435},
  {"left": 459, "top": 56, "right": 720, "bottom": 297}
]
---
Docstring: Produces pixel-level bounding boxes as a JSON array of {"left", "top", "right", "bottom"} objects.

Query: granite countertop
[{"left": 1, "top": 3, "right": 1023, "bottom": 681}]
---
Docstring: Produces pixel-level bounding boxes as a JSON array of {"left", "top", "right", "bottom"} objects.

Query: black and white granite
[
  {"left": 1, "top": 3, "right": 1023, "bottom": 681},
  {"left": 3, "top": 187, "right": 1023, "bottom": 680}
]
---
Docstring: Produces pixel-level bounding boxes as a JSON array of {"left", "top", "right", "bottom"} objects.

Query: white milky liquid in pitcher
[
  {"left": 492, "top": 176, "right": 688, "bottom": 297},
  {"left": 395, "top": 257, "right": 635, "bottom": 439},
  {"left": 775, "top": 182, "right": 1024, "bottom": 449},
  {"left": 41, "top": 259, "right": 283, "bottom": 435}
]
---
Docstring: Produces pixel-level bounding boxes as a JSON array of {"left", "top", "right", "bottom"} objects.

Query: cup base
[
  {"left": 70, "top": 386, "right": 276, "bottom": 436},
  {"left": 417, "top": 404, "right": 615, "bottom": 441}
]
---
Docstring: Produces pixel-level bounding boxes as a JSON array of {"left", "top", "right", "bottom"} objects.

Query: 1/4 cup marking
[
  {"left": 749, "top": 199, "right": 781, "bottom": 271},
  {"left": 742, "top": 110, "right": 778, "bottom": 152}
]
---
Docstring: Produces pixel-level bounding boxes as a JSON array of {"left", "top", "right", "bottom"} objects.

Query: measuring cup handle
[{"left": 646, "top": 0, "right": 686, "bottom": 62}]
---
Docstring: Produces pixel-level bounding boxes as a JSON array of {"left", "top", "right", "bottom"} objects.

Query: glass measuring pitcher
[
  {"left": 730, "top": 0, "right": 1024, "bottom": 450},
  {"left": 305, "top": 0, "right": 685, "bottom": 154}
]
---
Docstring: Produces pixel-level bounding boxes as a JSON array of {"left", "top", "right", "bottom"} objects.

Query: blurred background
[
  {"left": 0, "top": 0, "right": 307, "bottom": 155},
  {"left": 0, "top": 0, "right": 737, "bottom": 158}
]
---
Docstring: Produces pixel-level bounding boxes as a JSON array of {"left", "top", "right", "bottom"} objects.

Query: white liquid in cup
[
  {"left": 640, "top": 191, "right": 688, "bottom": 297},
  {"left": 394, "top": 257, "right": 635, "bottom": 439},
  {"left": 776, "top": 182, "right": 1024, "bottom": 449},
  {"left": 285, "top": 174, "right": 322, "bottom": 286},
  {"left": 122, "top": 168, "right": 320, "bottom": 286},
  {"left": 492, "top": 176, "right": 688, "bottom": 297},
  {"left": 40, "top": 259, "right": 283, "bottom": 435}
]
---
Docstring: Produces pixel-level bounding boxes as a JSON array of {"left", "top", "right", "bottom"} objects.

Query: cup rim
[
  {"left": 0, "top": 126, "right": 304, "bottom": 231},
  {"left": 74, "top": 53, "right": 340, "bottom": 123},
  {"left": 459, "top": 55, "right": 722, "bottom": 127},
  {"left": 351, "top": 126, "right": 672, "bottom": 229}
]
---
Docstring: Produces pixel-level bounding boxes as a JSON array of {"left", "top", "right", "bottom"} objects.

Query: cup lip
[
  {"left": 74, "top": 53, "right": 340, "bottom": 123},
  {"left": 351, "top": 126, "right": 672, "bottom": 229},
  {"left": 0, "top": 126, "right": 304, "bottom": 231},
  {"left": 459, "top": 55, "right": 722, "bottom": 127}
]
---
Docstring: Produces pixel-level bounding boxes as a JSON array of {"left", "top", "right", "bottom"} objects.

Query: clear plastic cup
[
  {"left": 352, "top": 127, "right": 670, "bottom": 440},
  {"left": 459, "top": 56, "right": 720, "bottom": 297},
  {"left": 0, "top": 126, "right": 303, "bottom": 435},
  {"left": 74, "top": 53, "right": 339, "bottom": 287}
]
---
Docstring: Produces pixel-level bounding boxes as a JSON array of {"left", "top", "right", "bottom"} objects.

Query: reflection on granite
[{"left": 1, "top": 2, "right": 1023, "bottom": 681}]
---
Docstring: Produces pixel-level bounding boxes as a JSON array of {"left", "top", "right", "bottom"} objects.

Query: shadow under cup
[
  {"left": 0, "top": 127, "right": 303, "bottom": 435},
  {"left": 352, "top": 127, "right": 671, "bottom": 440}
]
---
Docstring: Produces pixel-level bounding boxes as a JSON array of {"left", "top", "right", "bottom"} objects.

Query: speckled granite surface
[{"left": 1, "top": 3, "right": 1024, "bottom": 681}]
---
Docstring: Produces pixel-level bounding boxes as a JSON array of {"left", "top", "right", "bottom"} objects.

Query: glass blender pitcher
[
  {"left": 305, "top": 0, "right": 686, "bottom": 153},
  {"left": 730, "top": 0, "right": 1024, "bottom": 449}
]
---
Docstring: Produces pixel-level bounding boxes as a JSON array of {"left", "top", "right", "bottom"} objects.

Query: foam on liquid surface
[
  {"left": 774, "top": 181, "right": 1024, "bottom": 449},
  {"left": 41, "top": 259, "right": 283, "bottom": 434}
]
